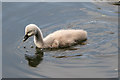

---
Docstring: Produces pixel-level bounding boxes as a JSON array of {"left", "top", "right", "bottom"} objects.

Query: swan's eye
[
  {"left": 27, "top": 30, "right": 34, "bottom": 36},
  {"left": 27, "top": 31, "right": 32, "bottom": 34}
]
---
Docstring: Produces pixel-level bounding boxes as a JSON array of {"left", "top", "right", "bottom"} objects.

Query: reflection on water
[
  {"left": 25, "top": 46, "right": 83, "bottom": 67},
  {"left": 25, "top": 48, "right": 44, "bottom": 67}
]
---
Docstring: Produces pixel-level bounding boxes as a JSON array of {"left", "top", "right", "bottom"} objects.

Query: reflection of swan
[
  {"left": 23, "top": 24, "right": 87, "bottom": 48},
  {"left": 25, "top": 48, "right": 43, "bottom": 67}
]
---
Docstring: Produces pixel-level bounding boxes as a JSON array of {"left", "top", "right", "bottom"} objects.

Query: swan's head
[{"left": 23, "top": 24, "right": 38, "bottom": 42}]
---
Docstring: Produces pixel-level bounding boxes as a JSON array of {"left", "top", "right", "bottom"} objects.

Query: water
[{"left": 2, "top": 2, "right": 118, "bottom": 78}]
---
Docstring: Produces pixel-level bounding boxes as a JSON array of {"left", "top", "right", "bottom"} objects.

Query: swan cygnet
[{"left": 23, "top": 24, "right": 87, "bottom": 48}]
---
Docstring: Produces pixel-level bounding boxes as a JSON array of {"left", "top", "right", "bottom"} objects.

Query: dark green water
[{"left": 2, "top": 2, "right": 118, "bottom": 78}]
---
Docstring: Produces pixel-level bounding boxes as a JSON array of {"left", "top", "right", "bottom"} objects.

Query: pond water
[{"left": 2, "top": 2, "right": 118, "bottom": 78}]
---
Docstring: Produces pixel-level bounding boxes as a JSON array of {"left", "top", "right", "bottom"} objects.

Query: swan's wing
[{"left": 43, "top": 29, "right": 87, "bottom": 48}]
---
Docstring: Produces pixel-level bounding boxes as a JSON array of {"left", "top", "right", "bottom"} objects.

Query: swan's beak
[{"left": 23, "top": 35, "right": 29, "bottom": 42}]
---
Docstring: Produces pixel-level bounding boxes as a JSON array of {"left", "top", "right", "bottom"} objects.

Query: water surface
[{"left": 2, "top": 2, "right": 118, "bottom": 78}]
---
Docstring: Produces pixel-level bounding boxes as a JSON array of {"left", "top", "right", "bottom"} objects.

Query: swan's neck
[{"left": 34, "top": 28, "right": 44, "bottom": 48}]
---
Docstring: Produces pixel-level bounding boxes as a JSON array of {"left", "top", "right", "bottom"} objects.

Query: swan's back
[{"left": 43, "top": 29, "right": 87, "bottom": 48}]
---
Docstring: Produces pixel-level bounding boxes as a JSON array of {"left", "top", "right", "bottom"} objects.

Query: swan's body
[{"left": 23, "top": 24, "right": 87, "bottom": 48}]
